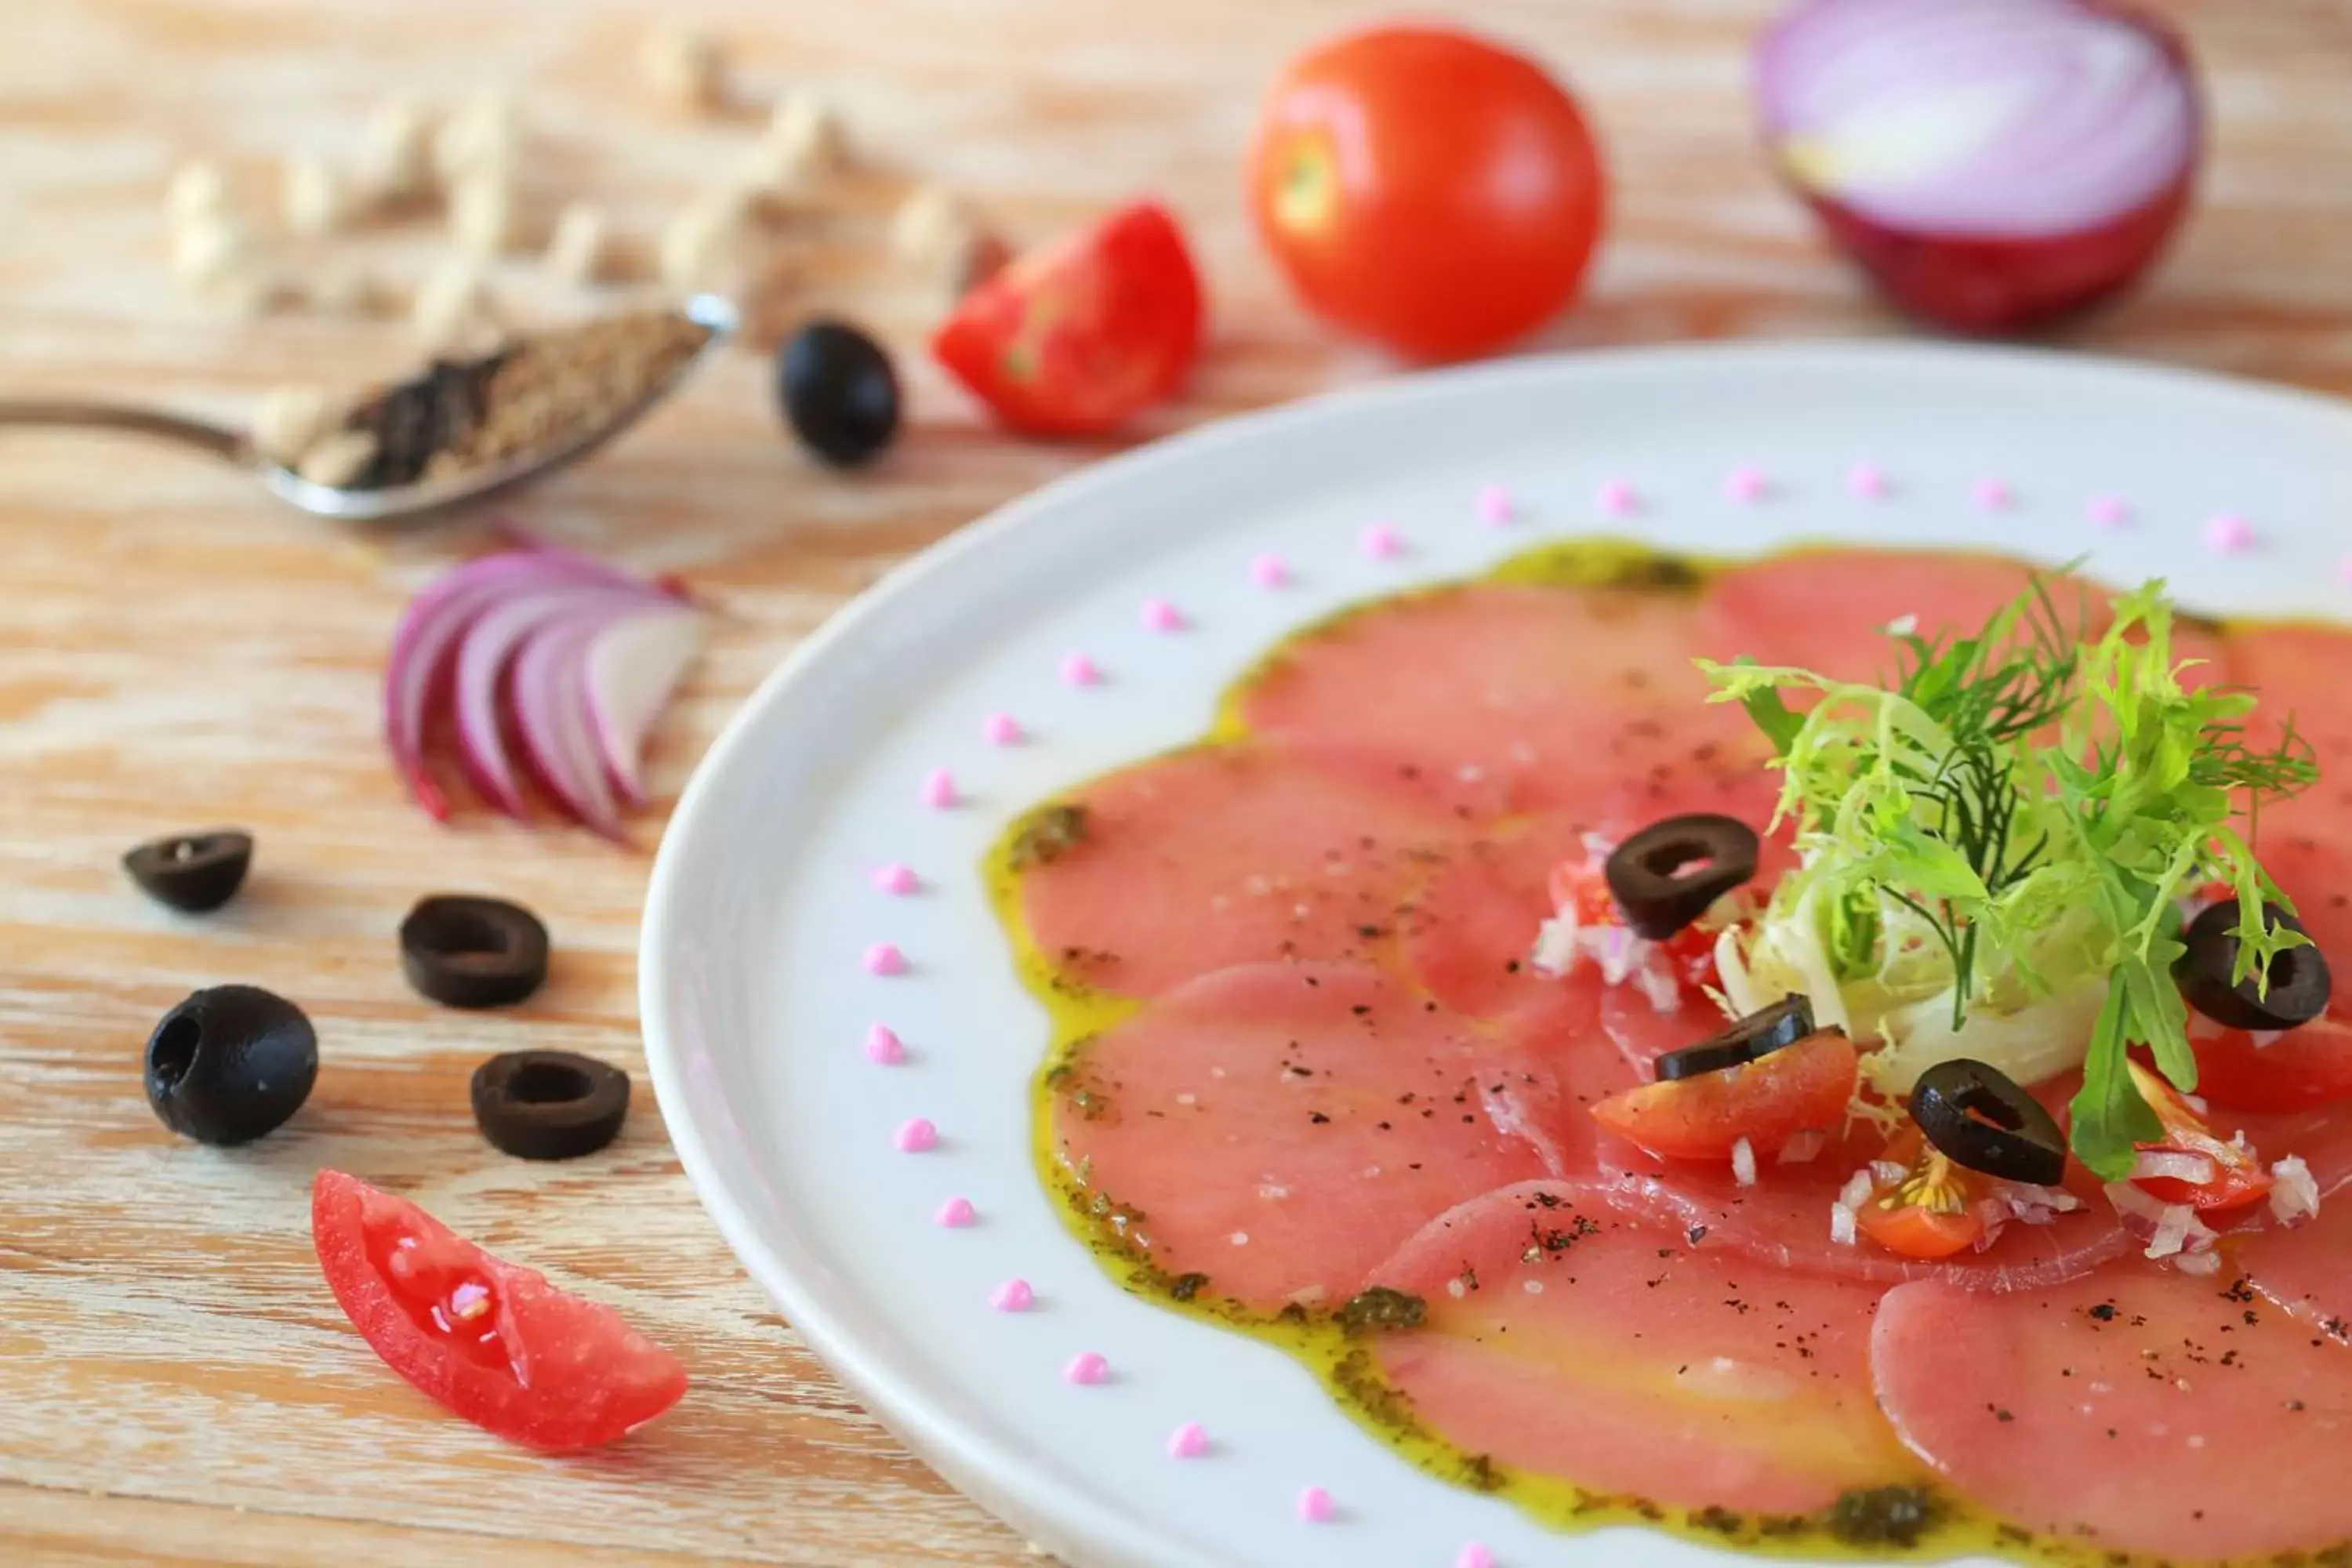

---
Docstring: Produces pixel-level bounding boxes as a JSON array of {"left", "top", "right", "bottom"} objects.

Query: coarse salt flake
[{"left": 1731, "top": 1136, "right": 1758, "bottom": 1188}]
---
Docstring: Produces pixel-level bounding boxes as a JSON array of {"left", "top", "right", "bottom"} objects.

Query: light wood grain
[{"left": 4, "top": 1, "right": 2351, "bottom": 1563}]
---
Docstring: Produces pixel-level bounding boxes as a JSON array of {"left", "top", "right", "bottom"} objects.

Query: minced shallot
[
  {"left": 1731, "top": 1136, "right": 1758, "bottom": 1189},
  {"left": 2269, "top": 1154, "right": 2321, "bottom": 1225},
  {"left": 2131, "top": 1148, "right": 2218, "bottom": 1186}
]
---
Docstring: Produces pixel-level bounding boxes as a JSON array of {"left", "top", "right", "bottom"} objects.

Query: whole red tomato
[{"left": 1248, "top": 25, "right": 1605, "bottom": 361}]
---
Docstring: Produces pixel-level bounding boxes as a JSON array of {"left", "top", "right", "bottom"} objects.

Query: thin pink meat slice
[
  {"left": 1050, "top": 963, "right": 1595, "bottom": 1311},
  {"left": 2236, "top": 1186, "right": 2352, "bottom": 1343},
  {"left": 1698, "top": 550, "right": 2116, "bottom": 685},
  {"left": 1594, "top": 1120, "right": 2132, "bottom": 1291},
  {"left": 1365, "top": 1181, "right": 1916, "bottom": 1515},
  {"left": 1016, "top": 742, "right": 1475, "bottom": 998},
  {"left": 2220, "top": 623, "right": 2352, "bottom": 844},
  {"left": 1236, "top": 581, "right": 1761, "bottom": 819},
  {"left": 1872, "top": 1268, "right": 2352, "bottom": 1558}
]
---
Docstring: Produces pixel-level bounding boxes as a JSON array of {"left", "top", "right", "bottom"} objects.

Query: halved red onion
[
  {"left": 382, "top": 546, "right": 702, "bottom": 835},
  {"left": 1757, "top": 0, "right": 2200, "bottom": 332}
]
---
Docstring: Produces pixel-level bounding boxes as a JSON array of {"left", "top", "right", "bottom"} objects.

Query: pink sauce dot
[
  {"left": 894, "top": 1116, "right": 937, "bottom": 1152},
  {"left": 1847, "top": 462, "right": 1889, "bottom": 499},
  {"left": 1359, "top": 522, "right": 1403, "bottom": 560},
  {"left": 1250, "top": 552, "right": 1290, "bottom": 589},
  {"left": 1139, "top": 597, "right": 1185, "bottom": 633},
  {"left": 1722, "top": 466, "right": 1767, "bottom": 503},
  {"left": 2205, "top": 513, "right": 2256, "bottom": 553},
  {"left": 982, "top": 711, "right": 1023, "bottom": 746},
  {"left": 1166, "top": 1421, "right": 1208, "bottom": 1459},
  {"left": 935, "top": 1196, "right": 976, "bottom": 1228},
  {"left": 1474, "top": 482, "right": 1514, "bottom": 526},
  {"left": 862, "top": 1023, "right": 905, "bottom": 1065},
  {"left": 921, "top": 768, "right": 957, "bottom": 808},
  {"left": 1296, "top": 1486, "right": 1335, "bottom": 1523},
  {"left": 870, "top": 862, "right": 919, "bottom": 895},
  {"left": 1594, "top": 478, "right": 1638, "bottom": 517},
  {"left": 1973, "top": 477, "right": 2014, "bottom": 510},
  {"left": 862, "top": 942, "right": 907, "bottom": 976},
  {"left": 1455, "top": 1545, "right": 1496, "bottom": 1568},
  {"left": 1059, "top": 652, "right": 1102, "bottom": 687},
  {"left": 990, "top": 1277, "right": 1033, "bottom": 1312},
  {"left": 1064, "top": 1351, "right": 1108, "bottom": 1385},
  {"left": 2336, "top": 554, "right": 2352, "bottom": 586},
  {"left": 2087, "top": 495, "right": 2130, "bottom": 528}
]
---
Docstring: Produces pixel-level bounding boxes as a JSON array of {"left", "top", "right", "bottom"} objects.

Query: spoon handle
[{"left": 0, "top": 399, "right": 245, "bottom": 461}]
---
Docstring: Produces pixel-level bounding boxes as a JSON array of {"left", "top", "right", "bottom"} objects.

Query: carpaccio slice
[
  {"left": 1871, "top": 1269, "right": 2352, "bottom": 1559},
  {"left": 2229, "top": 623, "right": 2352, "bottom": 797},
  {"left": 1015, "top": 742, "right": 1475, "bottom": 998},
  {"left": 1365, "top": 1181, "right": 1917, "bottom": 1515},
  {"left": 1236, "top": 580, "right": 1761, "bottom": 818},
  {"left": 2235, "top": 1189, "right": 2352, "bottom": 1343},
  {"left": 1047, "top": 962, "right": 1604, "bottom": 1311}
]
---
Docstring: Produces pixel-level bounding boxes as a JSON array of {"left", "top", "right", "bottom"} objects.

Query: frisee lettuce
[{"left": 1699, "top": 577, "right": 2317, "bottom": 1179}]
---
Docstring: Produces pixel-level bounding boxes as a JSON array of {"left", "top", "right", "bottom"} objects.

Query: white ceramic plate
[{"left": 641, "top": 343, "right": 2352, "bottom": 1568}]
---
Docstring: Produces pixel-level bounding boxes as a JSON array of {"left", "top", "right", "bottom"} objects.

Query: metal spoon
[{"left": 0, "top": 294, "right": 736, "bottom": 524}]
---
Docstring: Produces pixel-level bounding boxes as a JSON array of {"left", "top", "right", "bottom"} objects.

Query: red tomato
[
  {"left": 1855, "top": 1131, "right": 1987, "bottom": 1261},
  {"left": 1589, "top": 1029, "right": 1857, "bottom": 1162},
  {"left": 1247, "top": 24, "right": 1605, "bottom": 361},
  {"left": 2190, "top": 1011, "right": 2352, "bottom": 1112},
  {"left": 2125, "top": 1062, "right": 2274, "bottom": 1214},
  {"left": 312, "top": 1169, "right": 686, "bottom": 1451},
  {"left": 1550, "top": 855, "right": 1720, "bottom": 993},
  {"left": 931, "top": 201, "right": 1203, "bottom": 437}
]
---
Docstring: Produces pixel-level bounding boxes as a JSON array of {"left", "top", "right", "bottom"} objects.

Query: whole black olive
[
  {"left": 400, "top": 895, "right": 550, "bottom": 1010},
  {"left": 1653, "top": 994, "right": 1816, "bottom": 1082},
  {"left": 1907, "top": 1058, "right": 2067, "bottom": 1186},
  {"left": 2175, "top": 901, "right": 2331, "bottom": 1032},
  {"left": 123, "top": 829, "right": 253, "bottom": 913},
  {"left": 471, "top": 1050, "right": 631, "bottom": 1160},
  {"left": 144, "top": 985, "right": 318, "bottom": 1145},
  {"left": 1605, "top": 814, "right": 1761, "bottom": 940},
  {"left": 777, "top": 320, "right": 900, "bottom": 467}
]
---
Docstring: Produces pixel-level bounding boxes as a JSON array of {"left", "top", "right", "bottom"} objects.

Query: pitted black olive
[
  {"left": 123, "top": 829, "right": 253, "bottom": 913},
  {"left": 2174, "top": 901, "right": 2330, "bottom": 1032},
  {"left": 144, "top": 985, "right": 317, "bottom": 1145}
]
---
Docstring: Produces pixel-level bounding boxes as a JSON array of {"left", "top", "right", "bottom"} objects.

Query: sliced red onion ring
[
  {"left": 1757, "top": 0, "right": 2199, "bottom": 332},
  {"left": 583, "top": 605, "right": 707, "bottom": 807},
  {"left": 511, "top": 607, "right": 628, "bottom": 841},
  {"left": 455, "top": 586, "right": 656, "bottom": 818}
]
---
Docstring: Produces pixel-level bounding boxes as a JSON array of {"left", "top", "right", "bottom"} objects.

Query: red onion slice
[
  {"left": 455, "top": 586, "right": 655, "bottom": 818},
  {"left": 582, "top": 605, "right": 707, "bottom": 807},
  {"left": 510, "top": 608, "right": 628, "bottom": 841},
  {"left": 1756, "top": 0, "right": 2199, "bottom": 332}
]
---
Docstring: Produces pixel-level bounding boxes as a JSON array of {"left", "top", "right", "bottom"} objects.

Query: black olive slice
[
  {"left": 1653, "top": 993, "right": 1815, "bottom": 1082},
  {"left": 400, "top": 895, "right": 550, "bottom": 1009},
  {"left": 2175, "top": 901, "right": 2331, "bottom": 1032},
  {"left": 144, "top": 984, "right": 318, "bottom": 1145},
  {"left": 1907, "top": 1058, "right": 2066, "bottom": 1186},
  {"left": 1604, "top": 814, "right": 1761, "bottom": 939},
  {"left": 471, "top": 1050, "right": 630, "bottom": 1160},
  {"left": 123, "top": 829, "right": 253, "bottom": 913}
]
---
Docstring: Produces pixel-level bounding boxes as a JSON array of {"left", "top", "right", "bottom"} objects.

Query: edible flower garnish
[{"left": 1701, "top": 578, "right": 2318, "bottom": 1178}]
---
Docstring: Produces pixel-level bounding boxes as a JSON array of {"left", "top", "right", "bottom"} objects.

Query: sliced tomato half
[
  {"left": 1588, "top": 1028, "right": 1857, "bottom": 1162},
  {"left": 2125, "top": 1062, "right": 2274, "bottom": 1214},
  {"left": 312, "top": 1169, "right": 686, "bottom": 1451},
  {"left": 1855, "top": 1129, "right": 1987, "bottom": 1260},
  {"left": 931, "top": 200, "right": 1204, "bottom": 437}
]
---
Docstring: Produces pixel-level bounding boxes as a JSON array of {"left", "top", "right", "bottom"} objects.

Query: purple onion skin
[{"left": 1766, "top": 2, "right": 2203, "bottom": 336}]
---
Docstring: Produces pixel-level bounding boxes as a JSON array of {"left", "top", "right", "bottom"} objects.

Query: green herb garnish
[{"left": 1701, "top": 577, "right": 2317, "bottom": 1179}]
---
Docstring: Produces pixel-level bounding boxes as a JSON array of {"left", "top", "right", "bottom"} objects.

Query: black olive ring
[
  {"left": 1605, "top": 813, "right": 1762, "bottom": 940},
  {"left": 2174, "top": 900, "right": 2331, "bottom": 1033},
  {"left": 1908, "top": 1058, "right": 2066, "bottom": 1187},
  {"left": 471, "top": 1050, "right": 630, "bottom": 1160},
  {"left": 400, "top": 895, "right": 550, "bottom": 1010},
  {"left": 1654, "top": 993, "right": 1816, "bottom": 1082},
  {"left": 123, "top": 829, "right": 254, "bottom": 913}
]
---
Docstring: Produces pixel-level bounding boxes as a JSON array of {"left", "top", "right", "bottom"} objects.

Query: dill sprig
[{"left": 1701, "top": 575, "right": 2318, "bottom": 1179}]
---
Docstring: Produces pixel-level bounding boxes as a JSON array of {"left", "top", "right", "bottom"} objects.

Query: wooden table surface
[{"left": 5, "top": 1, "right": 2351, "bottom": 1563}]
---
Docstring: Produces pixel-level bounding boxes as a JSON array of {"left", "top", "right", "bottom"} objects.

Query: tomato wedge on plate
[
  {"left": 1589, "top": 1029, "right": 1857, "bottom": 1162},
  {"left": 2125, "top": 1062, "right": 2274, "bottom": 1214},
  {"left": 1855, "top": 1130, "right": 1987, "bottom": 1260},
  {"left": 311, "top": 1169, "right": 685, "bottom": 1450},
  {"left": 931, "top": 200, "right": 1204, "bottom": 437},
  {"left": 2190, "top": 1011, "right": 2352, "bottom": 1112}
]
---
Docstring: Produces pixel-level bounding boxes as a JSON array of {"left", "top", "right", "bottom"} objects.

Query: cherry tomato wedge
[
  {"left": 1589, "top": 1028, "right": 1856, "bottom": 1162},
  {"left": 2125, "top": 1062, "right": 2274, "bottom": 1214},
  {"left": 2190, "top": 1011, "right": 2352, "bottom": 1112},
  {"left": 931, "top": 200, "right": 1203, "bottom": 437},
  {"left": 1248, "top": 24, "right": 1604, "bottom": 361},
  {"left": 1855, "top": 1130, "right": 1987, "bottom": 1261},
  {"left": 311, "top": 1169, "right": 685, "bottom": 1451}
]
